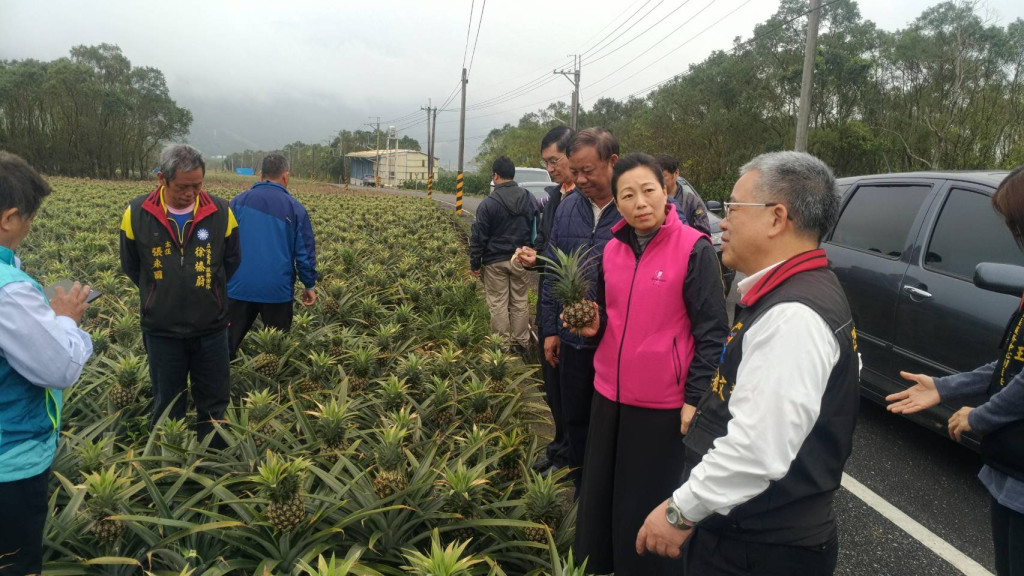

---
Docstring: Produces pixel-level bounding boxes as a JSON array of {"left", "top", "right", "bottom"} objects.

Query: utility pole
[
  {"left": 367, "top": 116, "right": 381, "bottom": 187},
  {"left": 430, "top": 105, "right": 438, "bottom": 195},
  {"left": 422, "top": 100, "right": 434, "bottom": 199},
  {"left": 795, "top": 0, "right": 821, "bottom": 152},
  {"left": 555, "top": 55, "right": 581, "bottom": 130},
  {"left": 456, "top": 67, "right": 467, "bottom": 215}
]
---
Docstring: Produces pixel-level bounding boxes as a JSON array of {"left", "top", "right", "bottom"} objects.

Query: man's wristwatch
[{"left": 665, "top": 499, "right": 696, "bottom": 531}]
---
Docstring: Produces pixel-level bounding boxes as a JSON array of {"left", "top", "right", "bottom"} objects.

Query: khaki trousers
[{"left": 481, "top": 259, "right": 531, "bottom": 347}]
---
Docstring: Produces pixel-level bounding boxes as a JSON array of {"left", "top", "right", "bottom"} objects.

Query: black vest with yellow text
[{"left": 683, "top": 267, "right": 859, "bottom": 546}]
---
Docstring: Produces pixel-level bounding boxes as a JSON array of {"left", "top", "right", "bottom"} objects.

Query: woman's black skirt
[{"left": 574, "top": 392, "right": 688, "bottom": 576}]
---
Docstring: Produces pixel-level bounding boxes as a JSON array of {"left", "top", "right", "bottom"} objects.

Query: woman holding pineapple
[{"left": 571, "top": 153, "right": 728, "bottom": 575}]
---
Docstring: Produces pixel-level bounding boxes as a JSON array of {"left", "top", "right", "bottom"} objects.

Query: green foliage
[
  {"left": 0, "top": 44, "right": 191, "bottom": 179},
  {"left": 472, "top": 0, "right": 1024, "bottom": 198}
]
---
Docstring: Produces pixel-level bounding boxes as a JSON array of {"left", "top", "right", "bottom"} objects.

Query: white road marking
[{"left": 842, "top": 472, "right": 993, "bottom": 576}]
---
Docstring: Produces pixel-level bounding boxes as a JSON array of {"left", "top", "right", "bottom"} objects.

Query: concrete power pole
[
  {"left": 369, "top": 116, "right": 381, "bottom": 187},
  {"left": 555, "top": 55, "right": 581, "bottom": 130},
  {"left": 456, "top": 67, "right": 468, "bottom": 215},
  {"left": 795, "top": 0, "right": 821, "bottom": 152},
  {"left": 422, "top": 100, "right": 434, "bottom": 199}
]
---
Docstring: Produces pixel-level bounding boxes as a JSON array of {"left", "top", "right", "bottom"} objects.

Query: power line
[
  {"left": 581, "top": 0, "right": 667, "bottom": 66},
  {"left": 467, "top": 0, "right": 487, "bottom": 75},
  {"left": 583, "top": 0, "right": 694, "bottom": 67},
  {"left": 625, "top": 0, "right": 844, "bottom": 100},
  {"left": 572, "top": 0, "right": 648, "bottom": 55},
  {"left": 461, "top": 0, "right": 476, "bottom": 70},
  {"left": 465, "top": 74, "right": 561, "bottom": 111},
  {"left": 588, "top": 0, "right": 755, "bottom": 98},
  {"left": 580, "top": 0, "right": 656, "bottom": 58}
]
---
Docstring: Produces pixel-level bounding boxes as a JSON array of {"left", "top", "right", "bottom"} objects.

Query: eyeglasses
[
  {"left": 541, "top": 155, "right": 565, "bottom": 169},
  {"left": 722, "top": 202, "right": 781, "bottom": 217}
]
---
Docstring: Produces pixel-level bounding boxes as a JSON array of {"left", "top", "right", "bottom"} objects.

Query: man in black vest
[
  {"left": 120, "top": 144, "right": 241, "bottom": 448},
  {"left": 636, "top": 151, "right": 858, "bottom": 575}
]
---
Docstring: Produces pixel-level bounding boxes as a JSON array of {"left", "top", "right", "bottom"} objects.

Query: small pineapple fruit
[
  {"left": 372, "top": 425, "right": 408, "bottom": 498},
  {"left": 300, "top": 351, "right": 337, "bottom": 394},
  {"left": 110, "top": 313, "right": 139, "bottom": 346},
  {"left": 245, "top": 389, "right": 276, "bottom": 448},
  {"left": 481, "top": 348, "right": 511, "bottom": 394},
  {"left": 522, "top": 469, "right": 565, "bottom": 543},
  {"left": 438, "top": 462, "right": 490, "bottom": 541},
  {"left": 255, "top": 452, "right": 308, "bottom": 533},
  {"left": 108, "top": 353, "right": 147, "bottom": 410},
  {"left": 345, "top": 345, "right": 379, "bottom": 394},
  {"left": 91, "top": 327, "right": 111, "bottom": 356},
  {"left": 462, "top": 377, "right": 493, "bottom": 426},
  {"left": 538, "top": 246, "right": 598, "bottom": 332},
  {"left": 251, "top": 328, "right": 289, "bottom": 379},
  {"left": 377, "top": 376, "right": 409, "bottom": 414},
  {"left": 496, "top": 428, "right": 525, "bottom": 481},
  {"left": 427, "top": 377, "right": 455, "bottom": 432},
  {"left": 396, "top": 352, "right": 429, "bottom": 400},
  {"left": 308, "top": 398, "right": 351, "bottom": 453},
  {"left": 84, "top": 466, "right": 130, "bottom": 545}
]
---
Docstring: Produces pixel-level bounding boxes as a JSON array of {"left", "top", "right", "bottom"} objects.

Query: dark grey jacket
[{"left": 469, "top": 181, "right": 539, "bottom": 270}]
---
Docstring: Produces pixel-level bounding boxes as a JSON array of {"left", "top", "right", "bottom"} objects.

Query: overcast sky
[{"left": 3, "top": 0, "right": 1023, "bottom": 169}]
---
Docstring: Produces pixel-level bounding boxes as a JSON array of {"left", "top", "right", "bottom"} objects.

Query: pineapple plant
[
  {"left": 432, "top": 344, "right": 462, "bottom": 380},
  {"left": 496, "top": 428, "right": 525, "bottom": 481},
  {"left": 255, "top": 452, "right": 308, "bottom": 533},
  {"left": 522, "top": 469, "right": 566, "bottom": 543},
  {"left": 107, "top": 353, "right": 147, "bottom": 410},
  {"left": 75, "top": 436, "right": 114, "bottom": 480},
  {"left": 109, "top": 312, "right": 139, "bottom": 346},
  {"left": 308, "top": 398, "right": 352, "bottom": 453},
  {"left": 250, "top": 328, "right": 289, "bottom": 379},
  {"left": 158, "top": 417, "right": 190, "bottom": 464},
  {"left": 401, "top": 529, "right": 482, "bottom": 575},
  {"left": 377, "top": 376, "right": 409, "bottom": 414},
  {"left": 299, "top": 351, "right": 338, "bottom": 394},
  {"left": 461, "top": 376, "right": 493, "bottom": 426},
  {"left": 372, "top": 425, "right": 408, "bottom": 498},
  {"left": 426, "top": 376, "right": 456, "bottom": 432},
  {"left": 344, "top": 345, "right": 379, "bottom": 394},
  {"left": 245, "top": 389, "right": 276, "bottom": 448},
  {"left": 437, "top": 462, "right": 490, "bottom": 541},
  {"left": 538, "top": 246, "right": 598, "bottom": 332},
  {"left": 83, "top": 465, "right": 130, "bottom": 545},
  {"left": 396, "top": 351, "right": 430, "bottom": 397},
  {"left": 481, "top": 348, "right": 511, "bottom": 394},
  {"left": 90, "top": 327, "right": 111, "bottom": 356}
]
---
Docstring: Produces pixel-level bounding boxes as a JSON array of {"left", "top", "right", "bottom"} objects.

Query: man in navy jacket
[{"left": 227, "top": 153, "right": 318, "bottom": 357}]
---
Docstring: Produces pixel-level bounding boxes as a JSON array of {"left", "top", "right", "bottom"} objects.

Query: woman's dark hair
[
  {"left": 992, "top": 166, "right": 1024, "bottom": 249},
  {"left": 0, "top": 151, "right": 52, "bottom": 218},
  {"left": 611, "top": 153, "right": 665, "bottom": 199}
]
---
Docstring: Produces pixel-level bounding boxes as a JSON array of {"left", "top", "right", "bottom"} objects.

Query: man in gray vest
[{"left": 636, "top": 151, "right": 858, "bottom": 576}]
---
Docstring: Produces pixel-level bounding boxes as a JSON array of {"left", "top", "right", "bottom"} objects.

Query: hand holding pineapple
[{"left": 515, "top": 246, "right": 537, "bottom": 268}]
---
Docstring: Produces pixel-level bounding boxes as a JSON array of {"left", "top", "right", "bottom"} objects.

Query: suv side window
[
  {"left": 830, "top": 184, "right": 932, "bottom": 258},
  {"left": 925, "top": 188, "right": 1024, "bottom": 279}
]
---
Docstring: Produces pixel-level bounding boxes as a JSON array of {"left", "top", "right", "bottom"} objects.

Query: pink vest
[{"left": 593, "top": 205, "right": 703, "bottom": 409}]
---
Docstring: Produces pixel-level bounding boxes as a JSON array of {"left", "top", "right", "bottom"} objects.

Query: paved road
[{"left": 374, "top": 185, "right": 997, "bottom": 575}]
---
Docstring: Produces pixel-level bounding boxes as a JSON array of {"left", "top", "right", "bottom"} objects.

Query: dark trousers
[
  {"left": 228, "top": 299, "right": 293, "bottom": 358},
  {"left": 540, "top": 336, "right": 569, "bottom": 467},
  {"left": 0, "top": 468, "right": 49, "bottom": 576},
  {"left": 143, "top": 329, "right": 230, "bottom": 448},
  {"left": 574, "top": 393, "right": 686, "bottom": 575},
  {"left": 559, "top": 344, "right": 596, "bottom": 492},
  {"left": 992, "top": 496, "right": 1024, "bottom": 576},
  {"left": 683, "top": 528, "right": 839, "bottom": 576}
]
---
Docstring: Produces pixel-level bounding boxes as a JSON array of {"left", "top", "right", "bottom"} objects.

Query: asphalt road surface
[{"left": 382, "top": 185, "right": 998, "bottom": 575}]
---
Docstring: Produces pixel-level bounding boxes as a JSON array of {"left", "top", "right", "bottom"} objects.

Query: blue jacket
[
  {"left": 540, "top": 193, "right": 689, "bottom": 348},
  {"left": 0, "top": 247, "right": 62, "bottom": 483},
  {"left": 228, "top": 181, "right": 318, "bottom": 303}
]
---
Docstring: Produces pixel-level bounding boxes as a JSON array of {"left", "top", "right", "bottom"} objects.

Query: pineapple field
[{"left": 21, "top": 175, "right": 590, "bottom": 575}]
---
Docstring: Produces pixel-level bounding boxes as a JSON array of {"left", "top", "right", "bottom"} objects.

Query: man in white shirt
[
  {"left": 636, "top": 151, "right": 858, "bottom": 575},
  {"left": 0, "top": 152, "right": 93, "bottom": 575}
]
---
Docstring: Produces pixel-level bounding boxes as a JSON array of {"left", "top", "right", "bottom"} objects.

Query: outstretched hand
[
  {"left": 886, "top": 371, "right": 941, "bottom": 414},
  {"left": 50, "top": 282, "right": 91, "bottom": 324}
]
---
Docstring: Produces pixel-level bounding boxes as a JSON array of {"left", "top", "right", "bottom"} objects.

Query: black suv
[{"left": 823, "top": 171, "right": 1017, "bottom": 448}]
